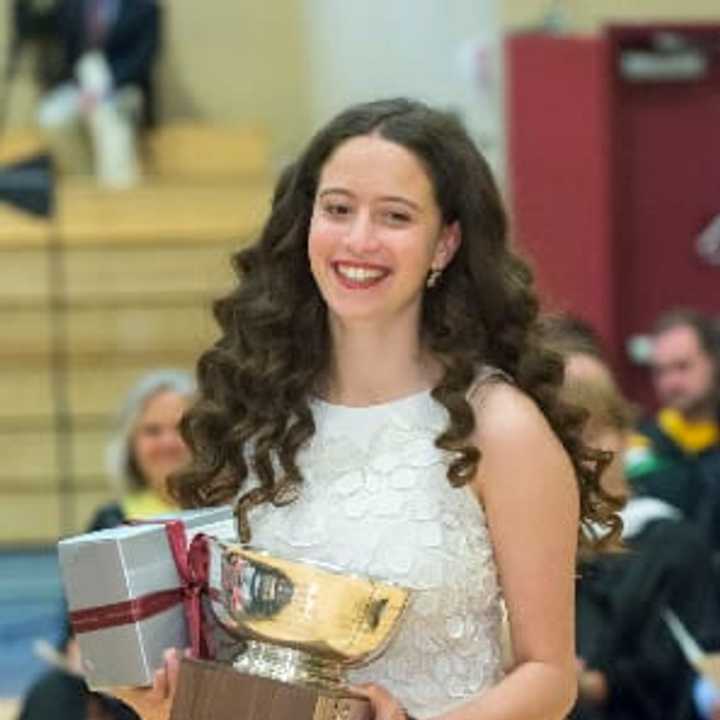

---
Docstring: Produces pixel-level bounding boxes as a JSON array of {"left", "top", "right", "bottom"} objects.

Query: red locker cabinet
[{"left": 506, "top": 25, "right": 720, "bottom": 406}]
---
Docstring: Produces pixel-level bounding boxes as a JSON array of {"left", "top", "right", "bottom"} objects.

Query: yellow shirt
[
  {"left": 657, "top": 408, "right": 720, "bottom": 454},
  {"left": 120, "top": 489, "right": 176, "bottom": 520}
]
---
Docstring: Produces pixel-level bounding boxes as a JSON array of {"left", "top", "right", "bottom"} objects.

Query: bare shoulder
[
  {"left": 469, "top": 379, "right": 560, "bottom": 449},
  {"left": 468, "top": 380, "right": 576, "bottom": 500},
  {"left": 467, "top": 381, "right": 579, "bottom": 678}
]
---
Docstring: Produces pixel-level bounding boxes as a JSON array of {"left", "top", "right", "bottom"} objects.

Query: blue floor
[{"left": 0, "top": 548, "right": 66, "bottom": 698}]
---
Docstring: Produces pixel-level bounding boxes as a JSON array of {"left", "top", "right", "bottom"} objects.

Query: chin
[
  {"left": 327, "top": 305, "right": 386, "bottom": 325},
  {"left": 323, "top": 289, "right": 421, "bottom": 327},
  {"left": 323, "top": 291, "right": 388, "bottom": 321}
]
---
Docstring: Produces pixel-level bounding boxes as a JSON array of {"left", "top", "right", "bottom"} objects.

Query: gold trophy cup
[{"left": 171, "top": 538, "right": 411, "bottom": 720}]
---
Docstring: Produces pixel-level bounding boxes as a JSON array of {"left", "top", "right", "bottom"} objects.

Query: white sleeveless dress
[{"left": 217, "top": 382, "right": 506, "bottom": 718}]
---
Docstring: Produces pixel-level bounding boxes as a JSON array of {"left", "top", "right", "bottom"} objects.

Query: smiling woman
[
  {"left": 308, "top": 135, "right": 460, "bottom": 326},
  {"left": 138, "top": 98, "right": 627, "bottom": 720}
]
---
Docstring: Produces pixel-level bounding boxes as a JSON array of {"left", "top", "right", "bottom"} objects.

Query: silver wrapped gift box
[{"left": 58, "top": 506, "right": 232, "bottom": 689}]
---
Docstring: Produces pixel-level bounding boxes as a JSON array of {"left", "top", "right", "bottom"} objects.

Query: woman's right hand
[{"left": 109, "top": 648, "right": 185, "bottom": 720}]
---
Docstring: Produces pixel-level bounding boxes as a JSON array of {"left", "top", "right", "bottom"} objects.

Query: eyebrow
[{"left": 317, "top": 188, "right": 420, "bottom": 211}]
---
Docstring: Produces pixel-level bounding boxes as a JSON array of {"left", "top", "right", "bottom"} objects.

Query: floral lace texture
[{"left": 234, "top": 391, "right": 505, "bottom": 718}]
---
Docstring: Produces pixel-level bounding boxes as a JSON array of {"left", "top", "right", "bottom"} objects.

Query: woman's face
[
  {"left": 308, "top": 134, "right": 459, "bottom": 326},
  {"left": 130, "top": 390, "right": 190, "bottom": 498}
]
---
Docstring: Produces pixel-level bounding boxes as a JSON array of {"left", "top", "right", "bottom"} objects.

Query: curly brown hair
[{"left": 170, "top": 98, "right": 621, "bottom": 550}]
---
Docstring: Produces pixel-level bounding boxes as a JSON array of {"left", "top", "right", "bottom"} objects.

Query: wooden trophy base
[{"left": 170, "top": 658, "right": 371, "bottom": 720}]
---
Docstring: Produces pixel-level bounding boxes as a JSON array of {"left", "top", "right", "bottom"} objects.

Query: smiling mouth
[{"left": 333, "top": 262, "right": 390, "bottom": 288}]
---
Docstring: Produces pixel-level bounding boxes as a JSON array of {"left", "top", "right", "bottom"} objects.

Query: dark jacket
[
  {"left": 572, "top": 513, "right": 715, "bottom": 720},
  {"left": 56, "top": 0, "right": 161, "bottom": 125},
  {"left": 17, "top": 668, "right": 139, "bottom": 720},
  {"left": 87, "top": 500, "right": 126, "bottom": 532},
  {"left": 629, "top": 413, "right": 720, "bottom": 552}
]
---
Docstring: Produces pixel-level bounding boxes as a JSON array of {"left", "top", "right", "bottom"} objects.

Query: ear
[{"left": 432, "top": 221, "right": 462, "bottom": 270}]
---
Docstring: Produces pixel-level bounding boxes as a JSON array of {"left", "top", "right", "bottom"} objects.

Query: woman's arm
[
  {"left": 358, "top": 383, "right": 581, "bottom": 720},
  {"left": 439, "top": 382, "right": 579, "bottom": 720}
]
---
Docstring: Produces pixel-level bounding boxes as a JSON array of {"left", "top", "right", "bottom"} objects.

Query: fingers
[
  {"left": 348, "top": 682, "right": 384, "bottom": 705},
  {"left": 151, "top": 666, "right": 169, "bottom": 701},
  {"left": 348, "top": 684, "right": 407, "bottom": 720},
  {"left": 150, "top": 647, "right": 184, "bottom": 702},
  {"left": 104, "top": 646, "right": 188, "bottom": 720},
  {"left": 163, "top": 647, "right": 183, "bottom": 701}
]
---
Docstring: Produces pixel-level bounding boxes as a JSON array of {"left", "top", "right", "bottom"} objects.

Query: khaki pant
[{"left": 38, "top": 83, "right": 143, "bottom": 186}]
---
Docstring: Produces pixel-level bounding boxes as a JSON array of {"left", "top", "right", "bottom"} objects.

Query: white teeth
[{"left": 336, "top": 265, "right": 385, "bottom": 281}]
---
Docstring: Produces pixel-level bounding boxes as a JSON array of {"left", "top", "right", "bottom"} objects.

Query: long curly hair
[{"left": 170, "top": 98, "right": 621, "bottom": 549}]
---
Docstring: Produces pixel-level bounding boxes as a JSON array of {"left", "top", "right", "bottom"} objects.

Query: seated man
[
  {"left": 627, "top": 309, "right": 720, "bottom": 554},
  {"left": 36, "top": 0, "right": 160, "bottom": 186}
]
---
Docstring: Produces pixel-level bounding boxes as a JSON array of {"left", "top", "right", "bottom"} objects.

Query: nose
[
  {"left": 159, "top": 428, "right": 184, "bottom": 450},
  {"left": 344, "top": 211, "right": 380, "bottom": 254}
]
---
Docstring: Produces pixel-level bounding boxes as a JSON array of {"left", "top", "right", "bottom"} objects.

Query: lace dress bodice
[{"left": 217, "top": 388, "right": 505, "bottom": 718}]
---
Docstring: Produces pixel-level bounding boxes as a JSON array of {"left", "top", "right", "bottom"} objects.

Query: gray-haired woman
[{"left": 88, "top": 369, "right": 195, "bottom": 531}]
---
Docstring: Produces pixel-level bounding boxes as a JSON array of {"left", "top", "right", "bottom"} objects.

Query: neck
[
  {"left": 321, "top": 312, "right": 440, "bottom": 406},
  {"left": 143, "top": 483, "right": 173, "bottom": 505}
]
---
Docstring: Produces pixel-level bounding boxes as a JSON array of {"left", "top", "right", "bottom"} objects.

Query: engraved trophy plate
[{"left": 171, "top": 538, "right": 411, "bottom": 720}]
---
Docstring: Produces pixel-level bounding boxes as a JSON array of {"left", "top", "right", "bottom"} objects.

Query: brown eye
[
  {"left": 384, "top": 209, "right": 411, "bottom": 225},
  {"left": 325, "top": 203, "right": 351, "bottom": 217}
]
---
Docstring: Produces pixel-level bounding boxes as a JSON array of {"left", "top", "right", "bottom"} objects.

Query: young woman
[{"left": 116, "top": 98, "right": 619, "bottom": 720}]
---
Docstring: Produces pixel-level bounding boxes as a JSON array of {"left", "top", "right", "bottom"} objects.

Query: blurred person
[
  {"left": 18, "top": 371, "right": 194, "bottom": 720},
  {"left": 627, "top": 309, "right": 720, "bottom": 551},
  {"left": 650, "top": 309, "right": 719, "bottom": 424},
  {"left": 539, "top": 313, "right": 608, "bottom": 362},
  {"left": 77, "top": 369, "right": 193, "bottom": 718},
  {"left": 88, "top": 368, "right": 194, "bottom": 531},
  {"left": 17, "top": 624, "right": 137, "bottom": 720},
  {"left": 36, "top": 0, "right": 161, "bottom": 186},
  {"left": 545, "top": 315, "right": 716, "bottom": 720}
]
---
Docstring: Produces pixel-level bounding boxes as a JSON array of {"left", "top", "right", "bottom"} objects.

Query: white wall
[{"left": 299, "top": 0, "right": 503, "bottom": 173}]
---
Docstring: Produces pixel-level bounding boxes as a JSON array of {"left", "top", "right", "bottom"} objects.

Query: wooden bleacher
[{"left": 0, "top": 124, "right": 273, "bottom": 543}]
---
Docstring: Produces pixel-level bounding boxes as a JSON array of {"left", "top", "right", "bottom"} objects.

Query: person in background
[
  {"left": 18, "top": 370, "right": 193, "bottom": 720},
  {"left": 626, "top": 309, "right": 720, "bottom": 554},
  {"left": 17, "top": 627, "right": 138, "bottom": 720},
  {"left": 543, "top": 314, "right": 716, "bottom": 720},
  {"left": 18, "top": 370, "right": 194, "bottom": 719},
  {"left": 37, "top": 0, "right": 161, "bottom": 186},
  {"left": 88, "top": 368, "right": 194, "bottom": 531}
]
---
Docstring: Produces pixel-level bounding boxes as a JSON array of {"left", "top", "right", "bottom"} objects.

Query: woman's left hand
[
  {"left": 110, "top": 647, "right": 185, "bottom": 720},
  {"left": 350, "top": 683, "right": 409, "bottom": 720}
]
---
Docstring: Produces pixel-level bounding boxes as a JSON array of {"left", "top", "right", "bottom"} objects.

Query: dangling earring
[{"left": 427, "top": 268, "right": 442, "bottom": 288}]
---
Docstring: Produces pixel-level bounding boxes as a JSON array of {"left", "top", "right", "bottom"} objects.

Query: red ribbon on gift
[{"left": 69, "top": 520, "right": 211, "bottom": 659}]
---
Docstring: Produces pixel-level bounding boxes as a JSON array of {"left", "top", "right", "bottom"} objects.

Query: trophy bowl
[{"left": 205, "top": 537, "right": 412, "bottom": 692}]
